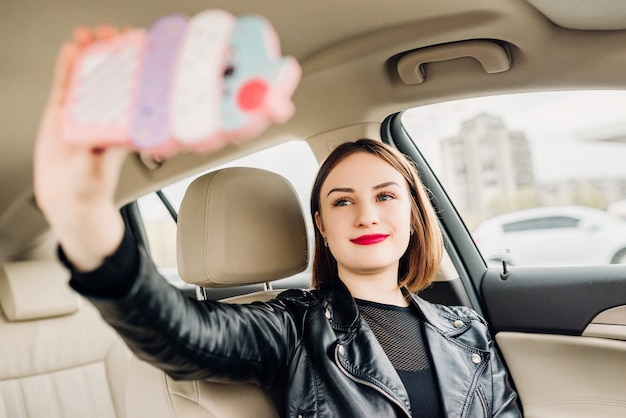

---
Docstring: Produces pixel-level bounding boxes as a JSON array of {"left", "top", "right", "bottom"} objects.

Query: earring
[{"left": 323, "top": 237, "right": 328, "bottom": 247}]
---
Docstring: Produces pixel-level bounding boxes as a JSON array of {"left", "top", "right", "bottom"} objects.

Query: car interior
[{"left": 2, "top": 0, "right": 626, "bottom": 417}]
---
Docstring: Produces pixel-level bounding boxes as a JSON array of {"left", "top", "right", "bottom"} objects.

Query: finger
[
  {"left": 83, "top": 145, "right": 131, "bottom": 187},
  {"left": 35, "top": 40, "right": 79, "bottom": 162},
  {"left": 105, "top": 146, "right": 131, "bottom": 172},
  {"left": 95, "top": 24, "right": 119, "bottom": 40},
  {"left": 45, "top": 41, "right": 79, "bottom": 111},
  {"left": 73, "top": 26, "right": 94, "bottom": 46}
]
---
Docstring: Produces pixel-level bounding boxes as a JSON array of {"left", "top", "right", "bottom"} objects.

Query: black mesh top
[{"left": 356, "top": 298, "right": 443, "bottom": 418}]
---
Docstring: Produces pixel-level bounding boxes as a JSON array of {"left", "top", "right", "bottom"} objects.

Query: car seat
[
  {"left": 125, "top": 167, "right": 309, "bottom": 418},
  {"left": 0, "top": 259, "right": 131, "bottom": 417}
]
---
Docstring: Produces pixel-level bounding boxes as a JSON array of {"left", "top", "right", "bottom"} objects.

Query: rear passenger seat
[{"left": 0, "top": 259, "right": 131, "bottom": 418}]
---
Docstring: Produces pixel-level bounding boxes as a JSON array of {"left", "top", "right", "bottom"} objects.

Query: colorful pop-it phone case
[
  {"left": 129, "top": 14, "right": 188, "bottom": 158},
  {"left": 61, "top": 10, "right": 301, "bottom": 157},
  {"left": 62, "top": 30, "right": 145, "bottom": 145}
]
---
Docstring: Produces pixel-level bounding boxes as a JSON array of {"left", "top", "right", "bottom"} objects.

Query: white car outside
[{"left": 472, "top": 206, "right": 626, "bottom": 266}]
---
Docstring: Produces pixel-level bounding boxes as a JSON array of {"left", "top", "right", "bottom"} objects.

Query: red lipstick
[{"left": 350, "top": 234, "right": 389, "bottom": 245}]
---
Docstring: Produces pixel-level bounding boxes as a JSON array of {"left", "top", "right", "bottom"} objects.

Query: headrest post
[{"left": 196, "top": 286, "right": 208, "bottom": 301}]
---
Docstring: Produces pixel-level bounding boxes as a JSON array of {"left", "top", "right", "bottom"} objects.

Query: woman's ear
[{"left": 314, "top": 211, "right": 325, "bottom": 237}]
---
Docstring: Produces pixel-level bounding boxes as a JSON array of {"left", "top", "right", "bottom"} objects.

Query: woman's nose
[{"left": 354, "top": 201, "right": 379, "bottom": 227}]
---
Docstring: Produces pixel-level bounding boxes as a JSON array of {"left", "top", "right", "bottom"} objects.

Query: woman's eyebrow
[
  {"left": 327, "top": 187, "right": 353, "bottom": 196},
  {"left": 373, "top": 181, "right": 401, "bottom": 190},
  {"left": 326, "top": 181, "right": 400, "bottom": 196}
]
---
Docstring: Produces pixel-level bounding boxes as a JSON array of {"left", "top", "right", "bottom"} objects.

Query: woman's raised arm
[{"left": 34, "top": 26, "right": 129, "bottom": 271}]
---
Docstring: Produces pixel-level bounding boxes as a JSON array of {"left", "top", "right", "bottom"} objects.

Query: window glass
[
  {"left": 502, "top": 216, "right": 579, "bottom": 233},
  {"left": 402, "top": 91, "right": 626, "bottom": 266},
  {"left": 137, "top": 140, "right": 318, "bottom": 280}
]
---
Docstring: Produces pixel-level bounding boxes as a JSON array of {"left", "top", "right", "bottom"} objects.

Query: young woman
[{"left": 34, "top": 29, "right": 521, "bottom": 417}]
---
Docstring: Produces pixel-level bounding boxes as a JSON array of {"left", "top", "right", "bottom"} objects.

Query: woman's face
[{"left": 315, "top": 152, "right": 413, "bottom": 279}]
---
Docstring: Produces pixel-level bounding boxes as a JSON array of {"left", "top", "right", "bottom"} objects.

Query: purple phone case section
[{"left": 130, "top": 15, "right": 188, "bottom": 148}]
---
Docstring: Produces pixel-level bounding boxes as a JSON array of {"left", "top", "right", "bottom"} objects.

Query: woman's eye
[
  {"left": 333, "top": 198, "right": 352, "bottom": 207},
  {"left": 377, "top": 192, "right": 395, "bottom": 202}
]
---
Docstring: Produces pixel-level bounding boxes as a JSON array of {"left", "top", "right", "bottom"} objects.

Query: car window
[
  {"left": 136, "top": 140, "right": 318, "bottom": 288},
  {"left": 502, "top": 216, "right": 580, "bottom": 232},
  {"left": 402, "top": 90, "right": 626, "bottom": 267}
]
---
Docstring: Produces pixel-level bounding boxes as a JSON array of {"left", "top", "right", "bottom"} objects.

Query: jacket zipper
[
  {"left": 334, "top": 346, "right": 411, "bottom": 418},
  {"left": 477, "top": 387, "right": 489, "bottom": 418}
]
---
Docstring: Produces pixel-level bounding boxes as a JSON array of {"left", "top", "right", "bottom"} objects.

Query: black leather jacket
[{"left": 78, "top": 249, "right": 521, "bottom": 418}]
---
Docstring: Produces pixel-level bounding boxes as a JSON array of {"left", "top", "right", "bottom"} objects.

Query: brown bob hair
[{"left": 310, "top": 139, "right": 443, "bottom": 293}]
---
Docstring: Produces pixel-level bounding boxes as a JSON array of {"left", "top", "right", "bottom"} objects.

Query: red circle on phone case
[{"left": 237, "top": 79, "right": 268, "bottom": 111}]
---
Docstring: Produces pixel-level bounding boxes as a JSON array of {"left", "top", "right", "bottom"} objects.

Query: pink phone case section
[
  {"left": 61, "top": 10, "right": 301, "bottom": 157},
  {"left": 129, "top": 14, "right": 188, "bottom": 158},
  {"left": 62, "top": 30, "right": 145, "bottom": 145}
]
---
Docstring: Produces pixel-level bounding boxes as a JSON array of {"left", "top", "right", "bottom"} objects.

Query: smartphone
[{"left": 61, "top": 10, "right": 300, "bottom": 157}]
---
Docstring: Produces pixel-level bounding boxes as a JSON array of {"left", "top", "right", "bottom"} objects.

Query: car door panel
[{"left": 480, "top": 261, "right": 626, "bottom": 417}]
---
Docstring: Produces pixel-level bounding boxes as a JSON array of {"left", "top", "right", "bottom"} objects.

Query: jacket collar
[
  {"left": 317, "top": 278, "right": 360, "bottom": 332},
  {"left": 318, "top": 277, "right": 464, "bottom": 337},
  {"left": 407, "top": 292, "right": 473, "bottom": 336}
]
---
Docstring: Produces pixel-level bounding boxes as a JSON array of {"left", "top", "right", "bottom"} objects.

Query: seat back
[
  {"left": 0, "top": 259, "right": 131, "bottom": 417},
  {"left": 126, "top": 167, "right": 309, "bottom": 417}
]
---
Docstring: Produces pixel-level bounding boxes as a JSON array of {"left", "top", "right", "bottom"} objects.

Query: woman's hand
[{"left": 34, "top": 26, "right": 130, "bottom": 271}]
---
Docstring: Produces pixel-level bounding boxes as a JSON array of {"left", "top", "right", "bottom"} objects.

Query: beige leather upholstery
[
  {"left": 177, "top": 167, "right": 309, "bottom": 287},
  {"left": 0, "top": 260, "right": 131, "bottom": 418},
  {"left": 127, "top": 167, "right": 310, "bottom": 418},
  {"left": 0, "top": 260, "right": 79, "bottom": 321},
  {"left": 497, "top": 331, "right": 626, "bottom": 418},
  {"left": 125, "top": 361, "right": 279, "bottom": 418}
]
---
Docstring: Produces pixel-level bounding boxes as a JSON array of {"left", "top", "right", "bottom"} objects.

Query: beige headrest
[
  {"left": 0, "top": 260, "right": 79, "bottom": 321},
  {"left": 177, "top": 167, "right": 309, "bottom": 287}
]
